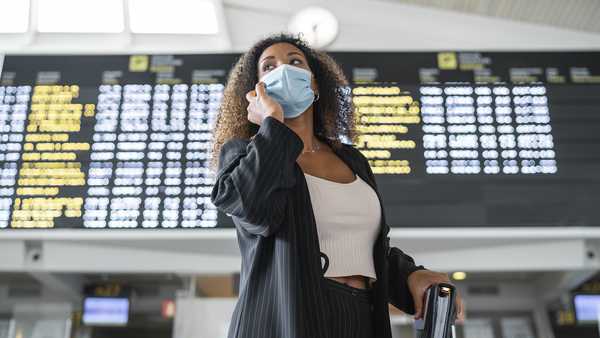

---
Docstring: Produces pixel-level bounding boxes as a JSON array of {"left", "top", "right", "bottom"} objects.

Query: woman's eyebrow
[
  {"left": 259, "top": 55, "right": 274, "bottom": 65},
  {"left": 259, "top": 51, "right": 303, "bottom": 66}
]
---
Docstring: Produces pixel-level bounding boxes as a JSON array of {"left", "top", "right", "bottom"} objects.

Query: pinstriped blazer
[{"left": 211, "top": 116, "right": 426, "bottom": 338}]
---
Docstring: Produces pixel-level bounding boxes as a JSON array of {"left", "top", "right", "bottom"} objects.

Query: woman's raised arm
[{"left": 210, "top": 116, "right": 304, "bottom": 237}]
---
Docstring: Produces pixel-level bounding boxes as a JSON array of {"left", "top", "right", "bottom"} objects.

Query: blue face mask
[{"left": 259, "top": 64, "right": 315, "bottom": 119}]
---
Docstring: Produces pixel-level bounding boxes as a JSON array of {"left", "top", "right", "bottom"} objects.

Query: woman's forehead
[{"left": 259, "top": 43, "right": 306, "bottom": 60}]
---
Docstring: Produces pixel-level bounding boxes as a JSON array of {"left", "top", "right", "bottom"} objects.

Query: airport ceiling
[{"left": 381, "top": 0, "right": 600, "bottom": 33}]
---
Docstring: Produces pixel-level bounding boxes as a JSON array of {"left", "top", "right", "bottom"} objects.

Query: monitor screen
[
  {"left": 574, "top": 294, "right": 600, "bottom": 323},
  {"left": 82, "top": 297, "right": 130, "bottom": 326}
]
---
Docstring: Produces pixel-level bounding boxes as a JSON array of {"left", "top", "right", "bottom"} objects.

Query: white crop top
[{"left": 304, "top": 172, "right": 381, "bottom": 280}]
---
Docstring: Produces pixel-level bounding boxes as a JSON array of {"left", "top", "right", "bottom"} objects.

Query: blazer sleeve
[
  {"left": 210, "top": 116, "right": 304, "bottom": 237},
  {"left": 351, "top": 146, "right": 427, "bottom": 314},
  {"left": 387, "top": 246, "right": 427, "bottom": 315}
]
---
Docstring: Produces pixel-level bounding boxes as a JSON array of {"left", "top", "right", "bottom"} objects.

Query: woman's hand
[
  {"left": 245, "top": 82, "right": 284, "bottom": 125},
  {"left": 407, "top": 270, "right": 466, "bottom": 323}
]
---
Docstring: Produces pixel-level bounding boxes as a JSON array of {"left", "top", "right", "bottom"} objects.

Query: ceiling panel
[{"left": 380, "top": 0, "right": 600, "bottom": 33}]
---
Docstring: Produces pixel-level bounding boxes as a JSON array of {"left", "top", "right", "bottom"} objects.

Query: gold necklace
[{"left": 302, "top": 138, "right": 321, "bottom": 153}]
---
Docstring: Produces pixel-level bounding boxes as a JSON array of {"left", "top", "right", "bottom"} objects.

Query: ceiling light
[
  {"left": 0, "top": 0, "right": 30, "bottom": 33},
  {"left": 452, "top": 271, "right": 467, "bottom": 281},
  {"left": 37, "top": 0, "right": 124, "bottom": 33},
  {"left": 128, "top": 0, "right": 218, "bottom": 34}
]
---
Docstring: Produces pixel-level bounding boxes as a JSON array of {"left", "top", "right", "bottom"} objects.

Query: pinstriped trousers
[{"left": 323, "top": 276, "right": 375, "bottom": 338}]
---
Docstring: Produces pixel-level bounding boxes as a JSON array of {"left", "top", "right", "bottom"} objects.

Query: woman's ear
[{"left": 311, "top": 77, "right": 319, "bottom": 94}]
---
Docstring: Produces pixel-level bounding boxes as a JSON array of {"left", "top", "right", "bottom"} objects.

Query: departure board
[{"left": 0, "top": 51, "right": 599, "bottom": 229}]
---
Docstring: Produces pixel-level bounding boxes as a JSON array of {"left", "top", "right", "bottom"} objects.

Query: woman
[{"left": 210, "top": 33, "right": 464, "bottom": 338}]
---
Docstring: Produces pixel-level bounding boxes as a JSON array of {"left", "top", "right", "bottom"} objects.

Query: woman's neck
[{"left": 285, "top": 108, "right": 318, "bottom": 152}]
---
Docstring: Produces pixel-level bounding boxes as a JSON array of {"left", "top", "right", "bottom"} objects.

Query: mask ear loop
[{"left": 314, "top": 92, "right": 320, "bottom": 102}]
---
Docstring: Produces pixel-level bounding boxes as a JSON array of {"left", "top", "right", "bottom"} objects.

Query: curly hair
[{"left": 209, "top": 32, "right": 358, "bottom": 171}]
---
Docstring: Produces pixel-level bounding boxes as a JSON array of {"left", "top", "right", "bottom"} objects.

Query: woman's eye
[
  {"left": 291, "top": 59, "right": 302, "bottom": 65},
  {"left": 262, "top": 64, "right": 274, "bottom": 72}
]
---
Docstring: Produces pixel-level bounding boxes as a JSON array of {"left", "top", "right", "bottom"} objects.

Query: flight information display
[{"left": 0, "top": 51, "right": 598, "bottom": 229}]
